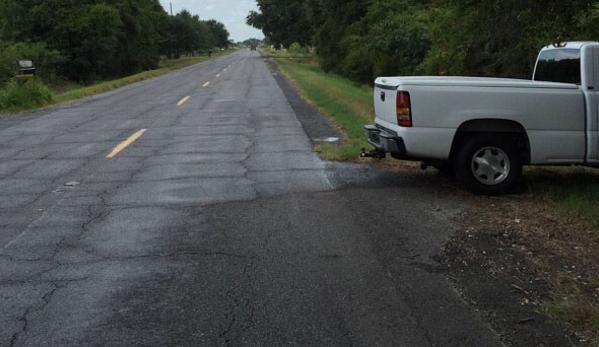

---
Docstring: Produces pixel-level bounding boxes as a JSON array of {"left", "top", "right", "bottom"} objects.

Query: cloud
[{"left": 159, "top": 0, "right": 263, "bottom": 41}]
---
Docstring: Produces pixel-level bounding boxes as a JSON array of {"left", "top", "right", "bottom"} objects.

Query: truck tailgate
[{"left": 374, "top": 80, "right": 399, "bottom": 126}]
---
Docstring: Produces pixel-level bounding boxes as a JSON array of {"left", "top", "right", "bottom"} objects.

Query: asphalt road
[{"left": 0, "top": 50, "right": 504, "bottom": 346}]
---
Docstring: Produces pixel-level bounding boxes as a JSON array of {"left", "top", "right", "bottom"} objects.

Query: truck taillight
[{"left": 396, "top": 91, "right": 412, "bottom": 127}]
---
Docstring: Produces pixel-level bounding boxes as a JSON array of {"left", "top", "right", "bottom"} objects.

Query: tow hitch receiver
[{"left": 360, "top": 148, "right": 386, "bottom": 159}]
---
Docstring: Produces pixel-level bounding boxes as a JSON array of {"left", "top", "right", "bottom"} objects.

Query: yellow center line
[
  {"left": 203, "top": 81, "right": 210, "bottom": 87},
  {"left": 106, "top": 129, "right": 147, "bottom": 159},
  {"left": 177, "top": 96, "right": 190, "bottom": 106}
]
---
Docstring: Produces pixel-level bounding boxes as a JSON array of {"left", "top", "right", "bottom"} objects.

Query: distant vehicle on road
[
  {"left": 250, "top": 45, "right": 257, "bottom": 51},
  {"left": 362, "top": 41, "right": 599, "bottom": 195}
]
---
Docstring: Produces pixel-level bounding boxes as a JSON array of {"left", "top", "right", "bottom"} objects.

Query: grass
[
  {"left": 270, "top": 52, "right": 373, "bottom": 161},
  {"left": 0, "top": 53, "right": 227, "bottom": 114},
  {"left": 270, "top": 51, "right": 599, "bottom": 345},
  {"left": 54, "top": 55, "right": 216, "bottom": 105},
  {"left": 548, "top": 294, "right": 599, "bottom": 343},
  {"left": 524, "top": 166, "right": 599, "bottom": 344},
  {"left": 0, "top": 78, "right": 53, "bottom": 112},
  {"left": 524, "top": 166, "right": 599, "bottom": 230}
]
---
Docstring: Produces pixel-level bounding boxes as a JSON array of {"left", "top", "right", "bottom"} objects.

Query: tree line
[
  {"left": 247, "top": 0, "right": 599, "bottom": 83},
  {"left": 0, "top": 0, "right": 230, "bottom": 85}
]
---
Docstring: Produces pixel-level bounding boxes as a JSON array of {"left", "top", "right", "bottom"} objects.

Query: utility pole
[{"left": 170, "top": 2, "right": 173, "bottom": 16}]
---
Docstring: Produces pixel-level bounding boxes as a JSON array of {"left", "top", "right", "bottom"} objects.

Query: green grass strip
[
  {"left": 524, "top": 166, "right": 599, "bottom": 230},
  {"left": 54, "top": 56, "right": 215, "bottom": 105},
  {"left": 272, "top": 57, "right": 373, "bottom": 161}
]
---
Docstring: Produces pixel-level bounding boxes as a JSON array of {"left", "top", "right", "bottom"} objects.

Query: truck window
[{"left": 534, "top": 48, "right": 581, "bottom": 84}]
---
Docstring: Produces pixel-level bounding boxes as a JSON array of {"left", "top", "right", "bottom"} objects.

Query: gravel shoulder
[
  {"left": 441, "top": 193, "right": 589, "bottom": 346},
  {"left": 389, "top": 164, "right": 597, "bottom": 347}
]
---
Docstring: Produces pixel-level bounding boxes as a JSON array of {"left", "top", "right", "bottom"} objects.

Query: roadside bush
[
  {"left": 0, "top": 79, "right": 54, "bottom": 112},
  {"left": 0, "top": 41, "right": 64, "bottom": 87},
  {"left": 339, "top": 36, "right": 373, "bottom": 84},
  {"left": 288, "top": 42, "right": 307, "bottom": 56}
]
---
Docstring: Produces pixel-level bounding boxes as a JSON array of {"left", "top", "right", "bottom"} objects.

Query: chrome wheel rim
[{"left": 471, "top": 146, "right": 510, "bottom": 185}]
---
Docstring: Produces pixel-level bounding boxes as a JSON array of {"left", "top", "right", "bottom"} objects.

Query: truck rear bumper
[{"left": 361, "top": 124, "right": 407, "bottom": 159}]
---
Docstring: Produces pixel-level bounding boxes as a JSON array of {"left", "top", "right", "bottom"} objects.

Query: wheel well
[{"left": 450, "top": 119, "right": 531, "bottom": 165}]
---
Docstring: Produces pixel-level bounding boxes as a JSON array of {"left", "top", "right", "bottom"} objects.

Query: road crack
[{"left": 8, "top": 281, "right": 64, "bottom": 347}]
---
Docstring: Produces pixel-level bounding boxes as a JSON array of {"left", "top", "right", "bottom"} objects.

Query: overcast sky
[{"left": 158, "top": 0, "right": 264, "bottom": 42}]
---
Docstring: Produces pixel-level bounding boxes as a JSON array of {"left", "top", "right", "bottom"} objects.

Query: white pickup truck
[{"left": 361, "top": 41, "right": 599, "bottom": 195}]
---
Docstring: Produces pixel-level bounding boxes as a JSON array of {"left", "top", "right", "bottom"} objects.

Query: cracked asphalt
[{"left": 1, "top": 50, "right": 504, "bottom": 346}]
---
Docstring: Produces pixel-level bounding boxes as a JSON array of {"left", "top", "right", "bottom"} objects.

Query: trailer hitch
[{"left": 360, "top": 148, "right": 386, "bottom": 159}]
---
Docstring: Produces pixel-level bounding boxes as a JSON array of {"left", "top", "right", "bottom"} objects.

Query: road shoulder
[
  {"left": 262, "top": 55, "right": 343, "bottom": 145},
  {"left": 261, "top": 55, "right": 588, "bottom": 346}
]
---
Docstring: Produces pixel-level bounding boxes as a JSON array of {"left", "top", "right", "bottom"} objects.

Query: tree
[
  {"left": 314, "top": 0, "right": 371, "bottom": 74},
  {"left": 206, "top": 20, "right": 229, "bottom": 48},
  {"left": 247, "top": 0, "right": 314, "bottom": 48},
  {"left": 421, "top": 0, "right": 590, "bottom": 78},
  {"left": 5, "top": 0, "right": 170, "bottom": 81},
  {"left": 107, "top": 0, "right": 168, "bottom": 76},
  {"left": 46, "top": 3, "right": 123, "bottom": 81},
  {"left": 0, "top": 0, "right": 230, "bottom": 84},
  {"left": 246, "top": 0, "right": 597, "bottom": 83}
]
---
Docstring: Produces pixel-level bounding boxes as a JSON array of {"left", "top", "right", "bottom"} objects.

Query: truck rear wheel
[{"left": 453, "top": 134, "right": 522, "bottom": 195}]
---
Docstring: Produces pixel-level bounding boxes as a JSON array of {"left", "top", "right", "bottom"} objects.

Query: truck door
[{"left": 582, "top": 45, "right": 599, "bottom": 162}]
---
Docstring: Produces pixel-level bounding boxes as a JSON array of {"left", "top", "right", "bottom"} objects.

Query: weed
[
  {"left": 0, "top": 78, "right": 53, "bottom": 112},
  {"left": 545, "top": 289, "right": 599, "bottom": 344}
]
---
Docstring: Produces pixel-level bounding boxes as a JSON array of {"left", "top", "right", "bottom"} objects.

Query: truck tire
[{"left": 453, "top": 134, "right": 522, "bottom": 195}]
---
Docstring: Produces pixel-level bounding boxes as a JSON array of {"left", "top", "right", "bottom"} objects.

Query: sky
[{"left": 158, "top": 0, "right": 264, "bottom": 42}]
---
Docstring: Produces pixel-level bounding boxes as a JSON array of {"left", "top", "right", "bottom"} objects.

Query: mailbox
[{"left": 16, "top": 60, "right": 36, "bottom": 76}]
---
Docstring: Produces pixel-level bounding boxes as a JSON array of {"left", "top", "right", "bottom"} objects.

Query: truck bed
[{"left": 373, "top": 76, "right": 586, "bottom": 164}]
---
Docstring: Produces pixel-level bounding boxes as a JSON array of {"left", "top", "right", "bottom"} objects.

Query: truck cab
[{"left": 534, "top": 42, "right": 599, "bottom": 163}]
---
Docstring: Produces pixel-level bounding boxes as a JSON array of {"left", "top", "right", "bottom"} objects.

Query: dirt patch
[
  {"left": 441, "top": 197, "right": 584, "bottom": 347},
  {"left": 381, "top": 163, "right": 599, "bottom": 346},
  {"left": 444, "top": 190, "right": 599, "bottom": 345}
]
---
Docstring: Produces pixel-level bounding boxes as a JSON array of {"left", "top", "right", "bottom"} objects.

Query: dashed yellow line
[
  {"left": 177, "top": 96, "right": 190, "bottom": 106},
  {"left": 106, "top": 129, "right": 147, "bottom": 159},
  {"left": 203, "top": 81, "right": 210, "bottom": 87}
]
